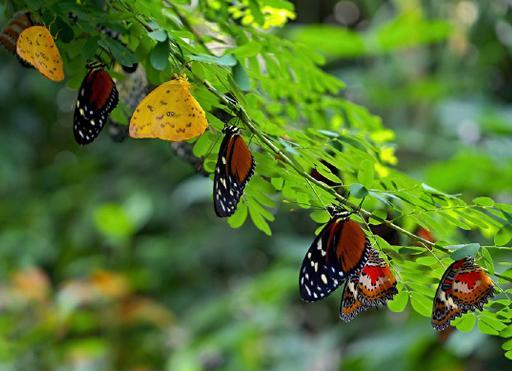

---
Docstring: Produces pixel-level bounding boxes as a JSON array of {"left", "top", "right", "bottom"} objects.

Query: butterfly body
[
  {"left": 129, "top": 75, "right": 208, "bottom": 142},
  {"left": 16, "top": 25, "right": 64, "bottom": 81},
  {"left": 431, "top": 257, "right": 494, "bottom": 331},
  {"left": 213, "top": 126, "right": 255, "bottom": 217},
  {"left": 74, "top": 66, "right": 119, "bottom": 145}
]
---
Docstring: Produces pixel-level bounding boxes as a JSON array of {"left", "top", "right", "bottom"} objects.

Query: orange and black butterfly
[
  {"left": 340, "top": 248, "right": 398, "bottom": 322},
  {"left": 0, "top": 12, "right": 33, "bottom": 56},
  {"left": 213, "top": 126, "right": 255, "bottom": 217},
  {"left": 299, "top": 207, "right": 370, "bottom": 302},
  {"left": 74, "top": 64, "right": 119, "bottom": 145},
  {"left": 431, "top": 257, "right": 494, "bottom": 331}
]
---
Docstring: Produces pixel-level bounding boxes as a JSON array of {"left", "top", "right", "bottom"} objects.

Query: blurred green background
[{"left": 1, "top": 0, "right": 512, "bottom": 370}]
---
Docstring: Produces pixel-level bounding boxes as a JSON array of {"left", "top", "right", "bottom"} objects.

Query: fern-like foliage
[{"left": 6, "top": 0, "right": 512, "bottom": 358}]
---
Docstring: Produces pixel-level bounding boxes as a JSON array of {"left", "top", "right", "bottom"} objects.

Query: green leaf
[
  {"left": 479, "top": 312, "right": 507, "bottom": 331},
  {"left": 150, "top": 41, "right": 170, "bottom": 71},
  {"left": 230, "top": 41, "right": 262, "bottom": 58},
  {"left": 478, "top": 318, "right": 500, "bottom": 335},
  {"left": 495, "top": 227, "right": 512, "bottom": 246},
  {"left": 357, "top": 159, "right": 374, "bottom": 186},
  {"left": 506, "top": 350, "right": 512, "bottom": 360},
  {"left": 501, "top": 324, "right": 512, "bottom": 338},
  {"left": 248, "top": 201, "right": 272, "bottom": 236},
  {"left": 448, "top": 243, "right": 481, "bottom": 260},
  {"left": 93, "top": 203, "right": 135, "bottom": 241},
  {"left": 387, "top": 291, "right": 408, "bottom": 312},
  {"left": 98, "top": 38, "right": 138, "bottom": 66},
  {"left": 148, "top": 29, "right": 168, "bottom": 42},
  {"left": 479, "top": 247, "right": 494, "bottom": 275},
  {"left": 228, "top": 202, "right": 248, "bottom": 229},
  {"left": 410, "top": 293, "right": 431, "bottom": 317},
  {"left": 192, "top": 131, "right": 214, "bottom": 158},
  {"left": 473, "top": 196, "right": 495, "bottom": 207},
  {"left": 349, "top": 183, "right": 368, "bottom": 199},
  {"left": 233, "top": 62, "right": 250, "bottom": 91},
  {"left": 453, "top": 313, "right": 476, "bottom": 333},
  {"left": 248, "top": 0, "right": 265, "bottom": 26},
  {"left": 502, "top": 339, "right": 512, "bottom": 351},
  {"left": 190, "top": 54, "right": 237, "bottom": 66}
]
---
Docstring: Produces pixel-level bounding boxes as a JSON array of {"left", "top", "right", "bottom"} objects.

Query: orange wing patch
[
  {"left": 16, "top": 25, "right": 64, "bottom": 81},
  {"left": 450, "top": 263, "right": 494, "bottom": 310},
  {"left": 338, "top": 219, "right": 368, "bottom": 274},
  {"left": 129, "top": 75, "right": 208, "bottom": 142},
  {"left": 230, "top": 136, "right": 254, "bottom": 183}
]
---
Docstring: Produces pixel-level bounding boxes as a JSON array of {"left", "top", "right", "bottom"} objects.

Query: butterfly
[
  {"left": 431, "top": 257, "right": 494, "bottom": 331},
  {"left": 74, "top": 64, "right": 119, "bottom": 145},
  {"left": 213, "top": 125, "right": 255, "bottom": 217},
  {"left": 299, "top": 207, "right": 370, "bottom": 302},
  {"left": 16, "top": 25, "right": 64, "bottom": 82},
  {"left": 109, "top": 63, "right": 149, "bottom": 143},
  {"left": 129, "top": 75, "right": 208, "bottom": 142},
  {"left": 0, "top": 12, "right": 33, "bottom": 55},
  {"left": 340, "top": 248, "right": 398, "bottom": 322}
]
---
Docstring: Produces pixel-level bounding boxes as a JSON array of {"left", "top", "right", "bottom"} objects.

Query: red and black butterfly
[
  {"left": 0, "top": 12, "right": 33, "bottom": 55},
  {"left": 340, "top": 248, "right": 398, "bottom": 321},
  {"left": 213, "top": 125, "right": 255, "bottom": 217},
  {"left": 431, "top": 257, "right": 494, "bottom": 331},
  {"left": 74, "top": 64, "right": 119, "bottom": 145},
  {"left": 299, "top": 207, "right": 370, "bottom": 302}
]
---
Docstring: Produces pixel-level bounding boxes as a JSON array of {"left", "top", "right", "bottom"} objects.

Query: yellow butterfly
[
  {"left": 16, "top": 25, "right": 64, "bottom": 82},
  {"left": 129, "top": 75, "right": 208, "bottom": 142}
]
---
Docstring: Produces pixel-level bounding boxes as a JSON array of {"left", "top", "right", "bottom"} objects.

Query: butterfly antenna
[{"left": 203, "top": 130, "right": 222, "bottom": 161}]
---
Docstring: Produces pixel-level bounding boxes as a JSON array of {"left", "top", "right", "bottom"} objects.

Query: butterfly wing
[
  {"left": 213, "top": 129, "right": 255, "bottom": 217},
  {"left": 431, "top": 257, "right": 493, "bottom": 331},
  {"left": 332, "top": 219, "right": 370, "bottom": 276},
  {"left": 448, "top": 257, "right": 494, "bottom": 311},
  {"left": 16, "top": 25, "right": 64, "bottom": 81},
  {"left": 0, "top": 12, "right": 33, "bottom": 54},
  {"left": 74, "top": 68, "right": 119, "bottom": 145},
  {"left": 340, "top": 276, "right": 365, "bottom": 322},
  {"left": 129, "top": 76, "right": 208, "bottom": 142},
  {"left": 299, "top": 218, "right": 345, "bottom": 302},
  {"left": 109, "top": 64, "right": 149, "bottom": 143},
  {"left": 356, "top": 249, "right": 398, "bottom": 307}
]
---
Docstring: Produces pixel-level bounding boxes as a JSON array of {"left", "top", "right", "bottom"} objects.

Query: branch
[{"left": 123, "top": 4, "right": 512, "bottom": 285}]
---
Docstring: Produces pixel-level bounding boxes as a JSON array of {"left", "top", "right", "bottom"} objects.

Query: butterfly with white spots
[{"left": 213, "top": 126, "right": 255, "bottom": 217}]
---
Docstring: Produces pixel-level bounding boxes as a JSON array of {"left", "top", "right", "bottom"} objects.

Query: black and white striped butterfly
[{"left": 213, "top": 126, "right": 255, "bottom": 217}]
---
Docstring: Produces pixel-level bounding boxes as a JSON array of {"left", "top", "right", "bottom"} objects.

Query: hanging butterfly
[
  {"left": 213, "top": 125, "right": 255, "bottom": 217},
  {"left": 340, "top": 248, "right": 398, "bottom": 322},
  {"left": 299, "top": 207, "right": 370, "bottom": 302},
  {"left": 129, "top": 75, "right": 208, "bottom": 142},
  {"left": 74, "top": 64, "right": 119, "bottom": 145},
  {"left": 431, "top": 257, "right": 494, "bottom": 331},
  {"left": 16, "top": 25, "right": 64, "bottom": 81},
  {"left": 0, "top": 11, "right": 33, "bottom": 56},
  {"left": 109, "top": 63, "right": 149, "bottom": 143}
]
